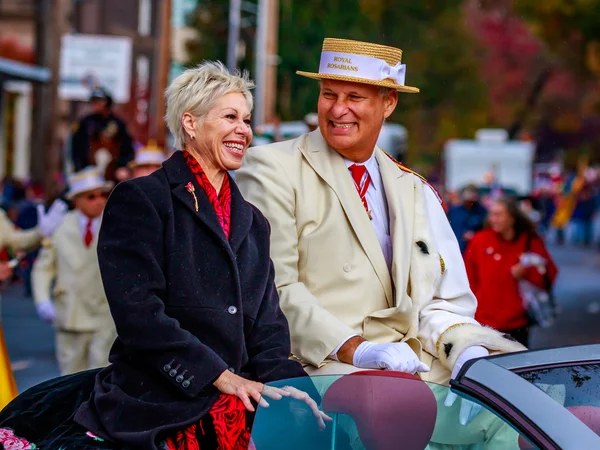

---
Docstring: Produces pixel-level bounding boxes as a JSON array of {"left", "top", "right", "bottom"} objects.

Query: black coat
[{"left": 74, "top": 151, "right": 306, "bottom": 448}]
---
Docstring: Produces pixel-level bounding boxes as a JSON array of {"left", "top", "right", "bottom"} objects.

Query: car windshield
[
  {"left": 518, "top": 363, "right": 600, "bottom": 438},
  {"left": 251, "top": 374, "right": 537, "bottom": 450}
]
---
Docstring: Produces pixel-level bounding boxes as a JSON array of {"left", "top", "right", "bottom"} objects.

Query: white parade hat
[
  {"left": 66, "top": 166, "right": 114, "bottom": 199},
  {"left": 129, "top": 140, "right": 166, "bottom": 169},
  {"left": 296, "top": 38, "right": 419, "bottom": 93}
]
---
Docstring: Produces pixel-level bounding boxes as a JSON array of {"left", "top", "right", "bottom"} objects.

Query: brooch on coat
[{"left": 186, "top": 182, "right": 198, "bottom": 212}]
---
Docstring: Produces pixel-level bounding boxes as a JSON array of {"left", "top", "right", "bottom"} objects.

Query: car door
[
  {"left": 452, "top": 344, "right": 600, "bottom": 449},
  {"left": 250, "top": 373, "right": 538, "bottom": 449}
]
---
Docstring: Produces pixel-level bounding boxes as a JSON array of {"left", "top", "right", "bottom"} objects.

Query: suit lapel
[
  {"left": 299, "top": 131, "right": 394, "bottom": 307},
  {"left": 172, "top": 180, "right": 227, "bottom": 242},
  {"left": 63, "top": 213, "right": 87, "bottom": 269},
  {"left": 165, "top": 151, "right": 230, "bottom": 250},
  {"left": 228, "top": 179, "right": 252, "bottom": 254},
  {"left": 376, "top": 149, "right": 415, "bottom": 304}
]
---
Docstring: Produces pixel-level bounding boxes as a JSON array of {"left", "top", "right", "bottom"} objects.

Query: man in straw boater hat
[
  {"left": 128, "top": 139, "right": 167, "bottom": 179},
  {"left": 32, "top": 167, "right": 117, "bottom": 375},
  {"left": 238, "top": 38, "right": 525, "bottom": 444}
]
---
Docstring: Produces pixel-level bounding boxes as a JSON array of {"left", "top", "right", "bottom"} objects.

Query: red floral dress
[
  {"left": 0, "top": 428, "right": 36, "bottom": 450},
  {"left": 161, "top": 152, "right": 251, "bottom": 450}
]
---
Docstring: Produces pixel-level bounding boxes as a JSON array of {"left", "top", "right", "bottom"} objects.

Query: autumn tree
[
  {"left": 514, "top": 0, "right": 600, "bottom": 80},
  {"left": 276, "top": 0, "right": 490, "bottom": 165},
  {"left": 510, "top": 0, "right": 600, "bottom": 162}
]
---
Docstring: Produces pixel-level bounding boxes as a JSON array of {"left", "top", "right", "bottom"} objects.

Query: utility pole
[
  {"left": 34, "top": 0, "right": 67, "bottom": 197},
  {"left": 254, "top": 0, "right": 268, "bottom": 127},
  {"left": 254, "top": 0, "right": 278, "bottom": 126},
  {"left": 153, "top": 0, "right": 172, "bottom": 147},
  {"left": 264, "top": 0, "right": 279, "bottom": 125},
  {"left": 32, "top": 0, "right": 51, "bottom": 186},
  {"left": 227, "top": 0, "right": 242, "bottom": 71}
]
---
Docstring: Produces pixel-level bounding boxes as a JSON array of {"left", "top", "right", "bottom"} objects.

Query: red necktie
[
  {"left": 349, "top": 164, "right": 372, "bottom": 217},
  {"left": 84, "top": 219, "right": 93, "bottom": 247}
]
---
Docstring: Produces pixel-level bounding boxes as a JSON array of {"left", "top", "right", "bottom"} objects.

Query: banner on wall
[{"left": 59, "top": 34, "right": 132, "bottom": 104}]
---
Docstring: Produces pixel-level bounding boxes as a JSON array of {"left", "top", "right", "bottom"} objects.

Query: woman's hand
[
  {"left": 213, "top": 370, "right": 288, "bottom": 412},
  {"left": 511, "top": 263, "right": 526, "bottom": 279},
  {"left": 213, "top": 371, "right": 332, "bottom": 430},
  {"left": 281, "top": 385, "right": 333, "bottom": 431},
  {"left": 0, "top": 262, "right": 13, "bottom": 283}
]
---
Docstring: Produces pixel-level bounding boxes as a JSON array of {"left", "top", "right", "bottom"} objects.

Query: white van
[{"left": 443, "top": 129, "right": 535, "bottom": 195}]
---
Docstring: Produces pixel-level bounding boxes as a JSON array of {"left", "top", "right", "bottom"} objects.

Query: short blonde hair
[{"left": 165, "top": 61, "right": 254, "bottom": 150}]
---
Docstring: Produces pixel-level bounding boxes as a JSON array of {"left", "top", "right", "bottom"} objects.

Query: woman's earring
[{"left": 189, "top": 134, "right": 195, "bottom": 140}]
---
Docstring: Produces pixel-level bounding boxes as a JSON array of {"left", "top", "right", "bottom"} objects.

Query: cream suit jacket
[
  {"left": 32, "top": 211, "right": 112, "bottom": 332},
  {"left": 237, "top": 131, "right": 525, "bottom": 373},
  {"left": 0, "top": 209, "right": 41, "bottom": 252}
]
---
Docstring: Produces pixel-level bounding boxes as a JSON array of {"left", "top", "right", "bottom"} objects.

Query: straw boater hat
[
  {"left": 129, "top": 140, "right": 166, "bottom": 169},
  {"left": 296, "top": 38, "right": 419, "bottom": 94},
  {"left": 66, "top": 167, "right": 114, "bottom": 199}
]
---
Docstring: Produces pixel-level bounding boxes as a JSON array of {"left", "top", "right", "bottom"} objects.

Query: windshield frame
[{"left": 452, "top": 345, "right": 600, "bottom": 449}]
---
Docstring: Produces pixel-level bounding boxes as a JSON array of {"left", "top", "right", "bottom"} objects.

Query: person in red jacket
[{"left": 465, "top": 196, "right": 558, "bottom": 346}]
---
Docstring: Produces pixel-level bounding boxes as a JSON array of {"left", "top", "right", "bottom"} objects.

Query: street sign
[{"left": 59, "top": 34, "right": 132, "bottom": 103}]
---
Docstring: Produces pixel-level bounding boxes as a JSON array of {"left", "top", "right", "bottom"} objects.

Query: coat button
[
  {"left": 228, "top": 306, "right": 237, "bottom": 315},
  {"left": 182, "top": 380, "right": 191, "bottom": 388},
  {"left": 343, "top": 263, "right": 351, "bottom": 272},
  {"left": 169, "top": 369, "right": 178, "bottom": 377},
  {"left": 176, "top": 375, "right": 184, "bottom": 383},
  {"left": 163, "top": 359, "right": 175, "bottom": 372}
]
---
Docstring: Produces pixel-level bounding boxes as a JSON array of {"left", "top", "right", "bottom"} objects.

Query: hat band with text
[{"left": 318, "top": 51, "right": 406, "bottom": 85}]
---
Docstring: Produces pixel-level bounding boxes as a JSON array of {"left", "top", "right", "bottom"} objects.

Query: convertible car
[{"left": 251, "top": 344, "right": 600, "bottom": 449}]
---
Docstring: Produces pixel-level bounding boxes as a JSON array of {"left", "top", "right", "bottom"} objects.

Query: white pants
[{"left": 56, "top": 326, "right": 116, "bottom": 375}]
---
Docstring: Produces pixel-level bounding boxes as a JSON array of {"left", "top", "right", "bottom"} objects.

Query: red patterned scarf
[{"left": 183, "top": 151, "right": 232, "bottom": 239}]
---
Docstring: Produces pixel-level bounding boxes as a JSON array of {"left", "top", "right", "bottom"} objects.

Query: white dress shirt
[
  {"left": 76, "top": 211, "right": 102, "bottom": 243},
  {"left": 344, "top": 153, "right": 393, "bottom": 271}
]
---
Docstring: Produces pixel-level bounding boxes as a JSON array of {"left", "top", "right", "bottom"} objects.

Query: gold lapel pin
[{"left": 186, "top": 182, "right": 198, "bottom": 212}]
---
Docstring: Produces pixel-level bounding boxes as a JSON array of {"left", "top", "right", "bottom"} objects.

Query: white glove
[
  {"left": 352, "top": 341, "right": 430, "bottom": 374},
  {"left": 37, "top": 200, "right": 68, "bottom": 237},
  {"left": 445, "top": 345, "right": 489, "bottom": 426},
  {"left": 36, "top": 300, "right": 56, "bottom": 323}
]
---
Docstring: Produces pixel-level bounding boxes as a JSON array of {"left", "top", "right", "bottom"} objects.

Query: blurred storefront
[
  {"left": 0, "top": 0, "right": 44, "bottom": 182},
  {"left": 0, "top": 58, "right": 50, "bottom": 181},
  {"left": 0, "top": 0, "right": 177, "bottom": 183}
]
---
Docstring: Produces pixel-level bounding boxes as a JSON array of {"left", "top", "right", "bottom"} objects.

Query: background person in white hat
[
  {"left": 128, "top": 140, "right": 167, "bottom": 179},
  {"left": 0, "top": 198, "right": 67, "bottom": 408},
  {"left": 237, "top": 38, "right": 524, "bottom": 446},
  {"left": 32, "top": 167, "right": 116, "bottom": 375}
]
